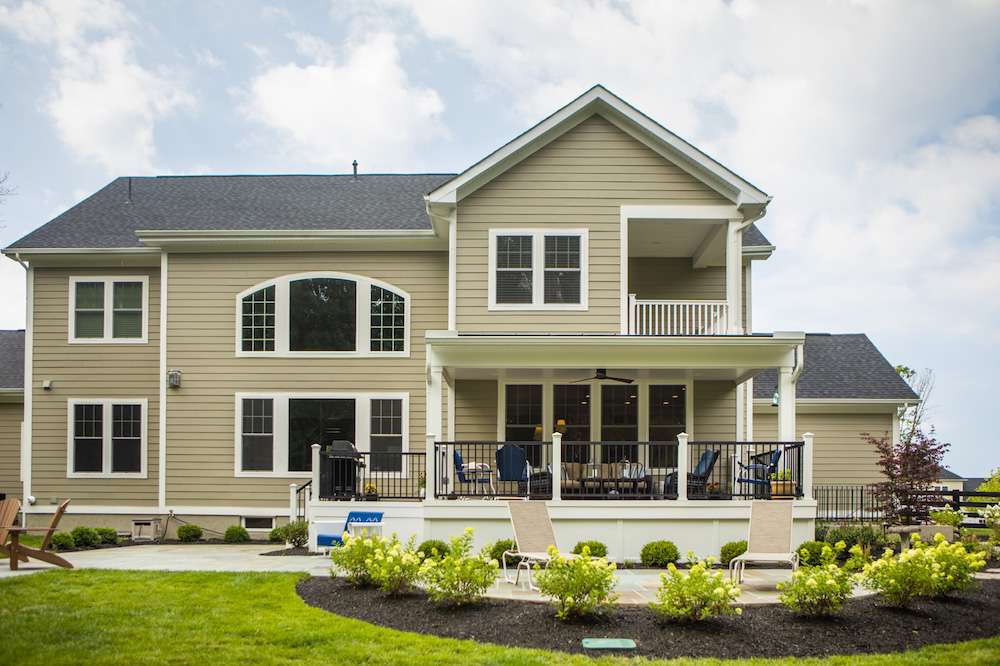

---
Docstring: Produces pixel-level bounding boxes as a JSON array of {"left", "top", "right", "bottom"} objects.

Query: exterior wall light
[
  {"left": 167, "top": 369, "right": 182, "bottom": 389},
  {"left": 771, "top": 391, "right": 780, "bottom": 407}
]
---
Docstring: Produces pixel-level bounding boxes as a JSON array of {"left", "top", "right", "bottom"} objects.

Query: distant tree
[{"left": 976, "top": 468, "right": 1000, "bottom": 505}]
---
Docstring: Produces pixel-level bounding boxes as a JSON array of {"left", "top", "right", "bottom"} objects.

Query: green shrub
[
  {"left": 822, "top": 524, "right": 889, "bottom": 555},
  {"left": 418, "top": 539, "right": 451, "bottom": 561},
  {"left": 223, "top": 525, "right": 250, "bottom": 544},
  {"left": 640, "top": 540, "right": 679, "bottom": 567},
  {"left": 650, "top": 552, "right": 741, "bottom": 622},
  {"left": 268, "top": 525, "right": 287, "bottom": 543},
  {"left": 421, "top": 528, "right": 498, "bottom": 606},
  {"left": 70, "top": 526, "right": 99, "bottom": 549},
  {"left": 176, "top": 524, "right": 203, "bottom": 543},
  {"left": 367, "top": 534, "right": 425, "bottom": 595},
  {"left": 330, "top": 532, "right": 384, "bottom": 586},
  {"left": 535, "top": 545, "right": 618, "bottom": 619},
  {"left": 777, "top": 542, "right": 852, "bottom": 616},
  {"left": 284, "top": 520, "right": 309, "bottom": 548},
  {"left": 720, "top": 540, "right": 747, "bottom": 566},
  {"left": 843, "top": 543, "right": 872, "bottom": 573},
  {"left": 797, "top": 540, "right": 827, "bottom": 566},
  {"left": 929, "top": 507, "right": 963, "bottom": 528},
  {"left": 95, "top": 527, "right": 118, "bottom": 545},
  {"left": 981, "top": 503, "right": 1000, "bottom": 539},
  {"left": 572, "top": 540, "right": 608, "bottom": 558},
  {"left": 50, "top": 532, "right": 75, "bottom": 551},
  {"left": 920, "top": 532, "right": 987, "bottom": 597}
]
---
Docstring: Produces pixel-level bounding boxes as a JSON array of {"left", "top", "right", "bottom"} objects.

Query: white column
[
  {"left": 802, "top": 432, "right": 814, "bottom": 500},
  {"left": 777, "top": 367, "right": 796, "bottom": 441},
  {"left": 551, "top": 432, "right": 562, "bottom": 502},
  {"left": 288, "top": 483, "right": 297, "bottom": 523},
  {"left": 677, "top": 432, "right": 689, "bottom": 501},
  {"left": 425, "top": 365, "right": 443, "bottom": 501},
  {"left": 310, "top": 444, "right": 321, "bottom": 492},
  {"left": 725, "top": 220, "right": 743, "bottom": 334}
]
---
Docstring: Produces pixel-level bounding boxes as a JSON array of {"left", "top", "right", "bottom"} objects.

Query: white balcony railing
[{"left": 628, "top": 296, "right": 730, "bottom": 335}]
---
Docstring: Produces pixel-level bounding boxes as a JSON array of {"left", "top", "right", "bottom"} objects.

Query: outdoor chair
[
  {"left": 502, "top": 500, "right": 575, "bottom": 590},
  {"left": 736, "top": 448, "right": 782, "bottom": 498},
  {"left": 0, "top": 497, "right": 23, "bottom": 561},
  {"left": 316, "top": 510, "right": 384, "bottom": 548},
  {"left": 495, "top": 443, "right": 530, "bottom": 493},
  {"left": 728, "top": 500, "right": 798, "bottom": 583},
  {"left": 2, "top": 499, "right": 74, "bottom": 571},
  {"left": 453, "top": 449, "right": 496, "bottom": 496},
  {"left": 664, "top": 449, "right": 720, "bottom": 498}
]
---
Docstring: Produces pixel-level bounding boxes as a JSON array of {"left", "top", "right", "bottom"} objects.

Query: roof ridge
[{"left": 144, "top": 173, "right": 459, "bottom": 179}]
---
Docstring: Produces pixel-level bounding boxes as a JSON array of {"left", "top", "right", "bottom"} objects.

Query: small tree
[{"left": 976, "top": 468, "right": 1000, "bottom": 505}]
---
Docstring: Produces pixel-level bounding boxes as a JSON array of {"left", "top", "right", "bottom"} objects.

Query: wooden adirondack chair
[
  {"left": 0, "top": 497, "right": 25, "bottom": 562},
  {"left": 3, "top": 499, "right": 74, "bottom": 571}
]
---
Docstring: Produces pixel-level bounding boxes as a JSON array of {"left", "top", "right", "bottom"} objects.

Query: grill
[{"left": 319, "top": 440, "right": 366, "bottom": 500}]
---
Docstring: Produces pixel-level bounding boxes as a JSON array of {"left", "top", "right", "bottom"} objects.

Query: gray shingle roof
[
  {"left": 753, "top": 333, "right": 919, "bottom": 401},
  {"left": 8, "top": 174, "right": 771, "bottom": 250},
  {"left": 936, "top": 468, "right": 965, "bottom": 480},
  {"left": 0, "top": 330, "right": 25, "bottom": 389}
]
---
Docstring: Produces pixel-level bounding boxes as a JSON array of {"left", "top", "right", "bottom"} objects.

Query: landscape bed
[{"left": 297, "top": 575, "right": 1000, "bottom": 659}]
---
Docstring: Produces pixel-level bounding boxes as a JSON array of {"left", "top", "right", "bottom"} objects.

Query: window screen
[
  {"left": 495, "top": 235, "right": 533, "bottom": 304},
  {"left": 73, "top": 403, "right": 104, "bottom": 473},
  {"left": 649, "top": 385, "right": 685, "bottom": 468},
  {"left": 370, "top": 286, "right": 406, "bottom": 352},
  {"left": 74, "top": 282, "right": 105, "bottom": 338},
  {"left": 600, "top": 385, "right": 639, "bottom": 463},
  {"left": 370, "top": 398, "right": 404, "bottom": 472},
  {"left": 241, "top": 286, "right": 275, "bottom": 352},
  {"left": 111, "top": 403, "right": 142, "bottom": 473},
  {"left": 241, "top": 398, "right": 274, "bottom": 471},
  {"left": 289, "top": 278, "right": 356, "bottom": 351},
  {"left": 543, "top": 235, "right": 581, "bottom": 304},
  {"left": 553, "top": 384, "right": 591, "bottom": 463},
  {"left": 112, "top": 282, "right": 143, "bottom": 338}
]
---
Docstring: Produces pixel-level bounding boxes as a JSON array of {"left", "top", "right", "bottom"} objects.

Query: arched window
[{"left": 236, "top": 273, "right": 409, "bottom": 357}]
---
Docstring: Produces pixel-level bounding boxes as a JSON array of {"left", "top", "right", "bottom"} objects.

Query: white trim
[
  {"left": 234, "top": 391, "right": 409, "bottom": 478},
  {"left": 619, "top": 205, "right": 742, "bottom": 221},
  {"left": 233, "top": 271, "right": 411, "bottom": 358},
  {"left": 22, "top": 504, "right": 290, "bottom": 516},
  {"left": 68, "top": 275, "right": 149, "bottom": 344},
  {"left": 3, "top": 247, "right": 160, "bottom": 256},
  {"left": 487, "top": 228, "right": 589, "bottom": 311},
  {"left": 158, "top": 253, "right": 168, "bottom": 510},
  {"left": 66, "top": 398, "right": 149, "bottom": 479},
  {"left": 22, "top": 266, "right": 33, "bottom": 502},
  {"left": 447, "top": 212, "right": 457, "bottom": 330},
  {"left": 619, "top": 211, "right": 628, "bottom": 333}
]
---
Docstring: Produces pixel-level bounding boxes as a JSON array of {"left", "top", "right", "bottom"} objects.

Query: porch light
[
  {"left": 168, "top": 369, "right": 182, "bottom": 389},
  {"left": 771, "top": 391, "right": 780, "bottom": 407}
]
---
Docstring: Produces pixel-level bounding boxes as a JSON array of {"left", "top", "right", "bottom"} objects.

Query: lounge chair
[
  {"left": 664, "top": 449, "right": 720, "bottom": 498},
  {"left": 316, "top": 510, "right": 384, "bottom": 549},
  {"left": 502, "top": 500, "right": 575, "bottom": 590},
  {"left": 2, "top": 499, "right": 74, "bottom": 571},
  {"left": 453, "top": 449, "right": 495, "bottom": 496},
  {"left": 728, "top": 500, "right": 798, "bottom": 583}
]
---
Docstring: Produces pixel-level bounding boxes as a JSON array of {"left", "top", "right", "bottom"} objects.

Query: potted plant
[
  {"left": 364, "top": 482, "right": 379, "bottom": 501},
  {"left": 769, "top": 470, "right": 795, "bottom": 498}
]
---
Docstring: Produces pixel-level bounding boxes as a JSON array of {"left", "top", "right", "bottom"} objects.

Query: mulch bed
[
  {"left": 297, "top": 577, "right": 1000, "bottom": 659},
  {"left": 261, "top": 547, "right": 322, "bottom": 557}
]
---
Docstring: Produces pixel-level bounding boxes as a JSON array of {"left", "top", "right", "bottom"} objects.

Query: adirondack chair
[
  {"left": 0, "top": 497, "right": 25, "bottom": 562},
  {"left": 3, "top": 499, "right": 74, "bottom": 571}
]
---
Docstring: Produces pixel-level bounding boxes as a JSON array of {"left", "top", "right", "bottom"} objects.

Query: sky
[{"left": 0, "top": 0, "right": 998, "bottom": 476}]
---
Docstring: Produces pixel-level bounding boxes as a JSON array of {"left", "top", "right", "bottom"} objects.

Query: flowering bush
[
  {"left": 534, "top": 545, "right": 618, "bottom": 619},
  {"left": 929, "top": 507, "right": 962, "bottom": 528},
  {"left": 921, "top": 532, "right": 986, "bottom": 597},
  {"left": 777, "top": 542, "right": 853, "bottom": 616},
  {"left": 421, "top": 528, "right": 498, "bottom": 606},
  {"left": 650, "top": 552, "right": 741, "bottom": 622},
  {"left": 981, "top": 504, "right": 1000, "bottom": 540},
  {"left": 366, "top": 534, "right": 425, "bottom": 595},
  {"left": 330, "top": 531, "right": 385, "bottom": 586},
  {"left": 843, "top": 543, "right": 872, "bottom": 573}
]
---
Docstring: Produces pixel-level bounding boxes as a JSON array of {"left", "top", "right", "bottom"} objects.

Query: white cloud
[
  {"left": 0, "top": 0, "right": 193, "bottom": 174},
  {"left": 240, "top": 31, "right": 445, "bottom": 170},
  {"left": 193, "top": 47, "right": 224, "bottom": 70}
]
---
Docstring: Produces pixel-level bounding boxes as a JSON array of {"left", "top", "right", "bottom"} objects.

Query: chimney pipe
[{"left": 352, "top": 160, "right": 358, "bottom": 179}]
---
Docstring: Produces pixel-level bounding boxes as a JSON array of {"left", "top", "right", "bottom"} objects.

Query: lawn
[{"left": 1, "top": 570, "right": 998, "bottom": 666}]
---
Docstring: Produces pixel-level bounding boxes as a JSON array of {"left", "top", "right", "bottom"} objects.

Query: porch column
[
  {"left": 725, "top": 219, "right": 743, "bottom": 334},
  {"left": 777, "top": 367, "right": 796, "bottom": 441},
  {"left": 425, "top": 365, "right": 443, "bottom": 502},
  {"left": 802, "top": 432, "right": 814, "bottom": 500},
  {"left": 311, "top": 444, "right": 321, "bottom": 494},
  {"left": 676, "top": 432, "right": 688, "bottom": 501},
  {"left": 288, "top": 483, "right": 297, "bottom": 523},
  {"left": 551, "top": 432, "right": 562, "bottom": 502}
]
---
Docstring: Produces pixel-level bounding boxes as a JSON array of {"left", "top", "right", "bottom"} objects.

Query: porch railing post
[
  {"left": 310, "top": 444, "right": 321, "bottom": 499},
  {"left": 677, "top": 432, "right": 688, "bottom": 501},
  {"left": 289, "top": 483, "right": 297, "bottom": 523},
  {"left": 551, "top": 432, "right": 562, "bottom": 502},
  {"left": 802, "top": 432, "right": 814, "bottom": 500},
  {"left": 425, "top": 434, "right": 436, "bottom": 502}
]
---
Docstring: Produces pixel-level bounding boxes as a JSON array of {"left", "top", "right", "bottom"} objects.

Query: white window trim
[
  {"left": 234, "top": 271, "right": 410, "bottom": 358},
  {"left": 234, "top": 392, "right": 410, "bottom": 478},
  {"left": 68, "top": 276, "right": 149, "bottom": 344},
  {"left": 66, "top": 398, "right": 148, "bottom": 479},
  {"left": 487, "top": 229, "right": 589, "bottom": 311}
]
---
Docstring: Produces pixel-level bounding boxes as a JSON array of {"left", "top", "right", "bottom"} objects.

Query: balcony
[{"left": 628, "top": 296, "right": 730, "bottom": 336}]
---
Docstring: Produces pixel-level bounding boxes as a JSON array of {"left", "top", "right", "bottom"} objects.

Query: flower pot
[
  {"left": 770, "top": 480, "right": 796, "bottom": 498},
  {"left": 364, "top": 493, "right": 379, "bottom": 502}
]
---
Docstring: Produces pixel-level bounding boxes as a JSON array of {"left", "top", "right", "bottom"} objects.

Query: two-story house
[{"left": 0, "top": 86, "right": 916, "bottom": 558}]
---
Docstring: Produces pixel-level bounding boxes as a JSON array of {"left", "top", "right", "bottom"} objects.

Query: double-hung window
[
  {"left": 70, "top": 277, "right": 148, "bottom": 343},
  {"left": 489, "top": 229, "right": 588, "bottom": 310},
  {"left": 68, "top": 399, "right": 147, "bottom": 477}
]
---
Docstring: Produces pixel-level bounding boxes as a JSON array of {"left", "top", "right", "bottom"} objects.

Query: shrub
[
  {"left": 421, "top": 528, "right": 498, "bottom": 606},
  {"left": 176, "top": 524, "right": 203, "bottom": 543},
  {"left": 224, "top": 525, "right": 250, "bottom": 544},
  {"left": 418, "top": 539, "right": 451, "bottom": 561},
  {"left": 70, "top": 526, "right": 99, "bottom": 549},
  {"left": 284, "top": 520, "right": 309, "bottom": 548},
  {"left": 980, "top": 503, "right": 1000, "bottom": 535},
  {"left": 640, "top": 540, "right": 679, "bottom": 568},
  {"left": 797, "top": 540, "right": 826, "bottom": 566},
  {"left": 650, "top": 552, "right": 741, "bottom": 622},
  {"left": 572, "top": 540, "right": 608, "bottom": 558},
  {"left": 50, "top": 532, "right": 75, "bottom": 551},
  {"left": 95, "top": 527, "right": 119, "bottom": 545},
  {"left": 822, "top": 524, "right": 889, "bottom": 556},
  {"left": 368, "top": 534, "right": 425, "bottom": 595},
  {"left": 486, "top": 538, "right": 514, "bottom": 566},
  {"left": 330, "top": 532, "right": 384, "bottom": 586},
  {"left": 720, "top": 540, "right": 747, "bottom": 567},
  {"left": 959, "top": 530, "right": 987, "bottom": 556},
  {"left": 535, "top": 545, "right": 618, "bottom": 619},
  {"left": 843, "top": 543, "right": 872, "bottom": 573},
  {"left": 777, "top": 542, "right": 853, "bottom": 616},
  {"left": 268, "top": 525, "right": 287, "bottom": 543},
  {"left": 859, "top": 544, "right": 932, "bottom": 607},
  {"left": 929, "top": 507, "right": 962, "bottom": 528},
  {"left": 921, "top": 532, "right": 986, "bottom": 597}
]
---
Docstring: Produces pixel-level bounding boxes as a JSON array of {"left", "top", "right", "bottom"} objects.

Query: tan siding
[
  {"left": 0, "top": 401, "right": 22, "bottom": 498},
  {"left": 166, "top": 252, "right": 447, "bottom": 507},
  {"left": 31, "top": 267, "right": 160, "bottom": 505},
  {"left": 454, "top": 380, "right": 498, "bottom": 440},
  {"left": 754, "top": 411, "right": 892, "bottom": 485},
  {"left": 693, "top": 381, "right": 736, "bottom": 441},
  {"left": 628, "top": 258, "right": 725, "bottom": 301},
  {"left": 456, "top": 114, "right": 728, "bottom": 333}
]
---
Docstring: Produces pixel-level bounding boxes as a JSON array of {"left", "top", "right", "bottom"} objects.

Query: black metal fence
[
  {"left": 685, "top": 440, "right": 804, "bottom": 499},
  {"left": 318, "top": 451, "right": 426, "bottom": 501},
  {"left": 814, "top": 484, "right": 884, "bottom": 522},
  {"left": 294, "top": 480, "right": 311, "bottom": 520},
  {"left": 434, "top": 441, "right": 553, "bottom": 499},
  {"left": 900, "top": 488, "right": 999, "bottom": 526},
  {"left": 556, "top": 441, "right": 676, "bottom": 499}
]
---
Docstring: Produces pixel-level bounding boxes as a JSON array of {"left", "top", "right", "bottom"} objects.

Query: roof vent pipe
[
  {"left": 126, "top": 177, "right": 133, "bottom": 204},
  {"left": 352, "top": 160, "right": 358, "bottom": 179}
]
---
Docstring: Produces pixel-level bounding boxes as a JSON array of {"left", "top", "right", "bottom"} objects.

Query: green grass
[
  {"left": 0, "top": 533, "right": 42, "bottom": 559},
  {"left": 0, "top": 570, "right": 998, "bottom": 665}
]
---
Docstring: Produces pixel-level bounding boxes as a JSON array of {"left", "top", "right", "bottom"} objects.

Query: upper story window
[
  {"left": 69, "top": 276, "right": 148, "bottom": 343},
  {"left": 67, "top": 398, "right": 147, "bottom": 478},
  {"left": 236, "top": 272, "right": 409, "bottom": 357},
  {"left": 488, "top": 229, "right": 588, "bottom": 310}
]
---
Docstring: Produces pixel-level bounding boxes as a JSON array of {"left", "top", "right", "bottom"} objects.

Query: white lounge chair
[
  {"left": 502, "top": 500, "right": 575, "bottom": 590},
  {"left": 729, "top": 500, "right": 799, "bottom": 583}
]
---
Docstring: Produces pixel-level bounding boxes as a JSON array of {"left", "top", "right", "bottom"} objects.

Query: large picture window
[
  {"left": 600, "top": 385, "right": 639, "bottom": 464},
  {"left": 504, "top": 385, "right": 543, "bottom": 467},
  {"left": 70, "top": 276, "right": 148, "bottom": 343},
  {"left": 553, "top": 384, "right": 591, "bottom": 463},
  {"left": 236, "top": 273, "right": 409, "bottom": 357},
  {"left": 68, "top": 399, "right": 147, "bottom": 477},
  {"left": 649, "top": 385, "right": 686, "bottom": 468},
  {"left": 489, "top": 229, "right": 588, "bottom": 310}
]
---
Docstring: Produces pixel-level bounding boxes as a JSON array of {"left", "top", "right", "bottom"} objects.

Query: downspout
[{"left": 12, "top": 253, "right": 32, "bottom": 527}]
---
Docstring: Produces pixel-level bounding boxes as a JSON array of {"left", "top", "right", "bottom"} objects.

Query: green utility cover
[{"left": 581, "top": 638, "right": 636, "bottom": 650}]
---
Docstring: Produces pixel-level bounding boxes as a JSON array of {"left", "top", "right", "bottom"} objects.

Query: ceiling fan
[{"left": 571, "top": 368, "right": 634, "bottom": 384}]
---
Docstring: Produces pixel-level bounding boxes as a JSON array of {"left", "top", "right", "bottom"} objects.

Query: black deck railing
[
  {"left": 294, "top": 480, "right": 312, "bottom": 520},
  {"left": 814, "top": 484, "right": 884, "bottom": 522},
  {"left": 317, "top": 451, "right": 426, "bottom": 501},
  {"left": 686, "top": 440, "right": 805, "bottom": 499},
  {"left": 556, "top": 441, "right": 676, "bottom": 500},
  {"left": 434, "top": 441, "right": 553, "bottom": 498}
]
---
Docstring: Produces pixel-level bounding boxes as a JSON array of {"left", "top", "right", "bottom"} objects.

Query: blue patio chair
[
  {"left": 736, "top": 448, "right": 782, "bottom": 498},
  {"left": 664, "top": 449, "right": 720, "bottom": 498},
  {"left": 454, "top": 449, "right": 495, "bottom": 496},
  {"left": 496, "top": 443, "right": 529, "bottom": 482},
  {"left": 317, "top": 511, "right": 383, "bottom": 548}
]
